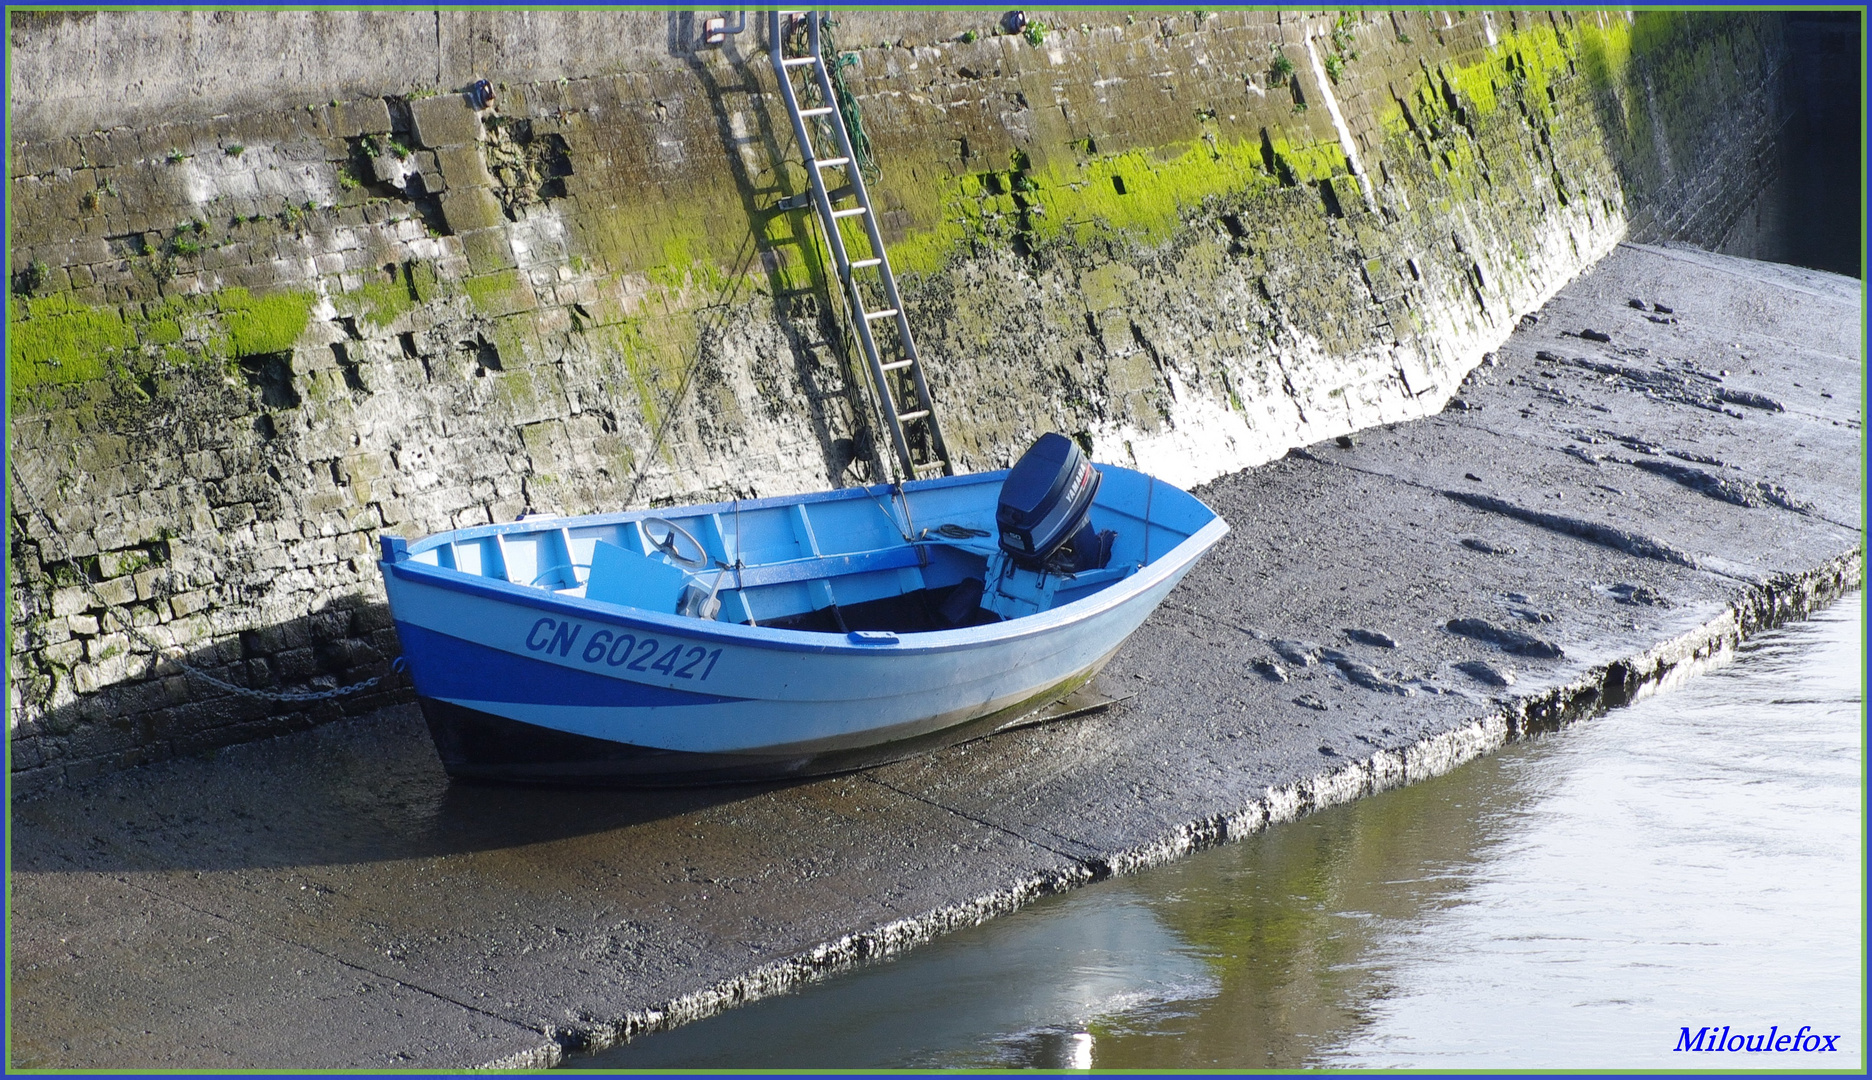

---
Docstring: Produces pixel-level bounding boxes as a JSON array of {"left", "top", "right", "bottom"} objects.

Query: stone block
[
  {"left": 11, "top": 737, "right": 47, "bottom": 772},
  {"left": 319, "top": 103, "right": 360, "bottom": 140},
  {"left": 92, "top": 575, "right": 137, "bottom": 607},
  {"left": 244, "top": 619, "right": 311, "bottom": 656},
  {"left": 274, "top": 646, "right": 321, "bottom": 680},
  {"left": 409, "top": 93, "right": 482, "bottom": 148},
  {"left": 213, "top": 503, "right": 258, "bottom": 528},
  {"left": 70, "top": 236, "right": 112, "bottom": 264},
  {"left": 51, "top": 587, "right": 91, "bottom": 617},
  {"left": 459, "top": 227, "right": 517, "bottom": 274},
  {"left": 11, "top": 139, "right": 52, "bottom": 175},
  {"left": 434, "top": 143, "right": 492, "bottom": 187},
  {"left": 438, "top": 186, "right": 505, "bottom": 234},
  {"left": 96, "top": 549, "right": 139, "bottom": 578},
  {"left": 82, "top": 631, "right": 131, "bottom": 667},
  {"left": 74, "top": 131, "right": 114, "bottom": 168},
  {"left": 165, "top": 616, "right": 207, "bottom": 650},
  {"left": 404, "top": 167, "right": 443, "bottom": 200},
  {"left": 184, "top": 450, "right": 226, "bottom": 480},
  {"left": 349, "top": 96, "right": 395, "bottom": 135},
  {"left": 369, "top": 151, "right": 413, "bottom": 186},
  {"left": 44, "top": 639, "right": 86, "bottom": 667},
  {"left": 222, "top": 261, "right": 277, "bottom": 291}
]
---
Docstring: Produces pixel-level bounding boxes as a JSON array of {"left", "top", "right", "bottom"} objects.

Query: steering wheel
[{"left": 642, "top": 516, "right": 710, "bottom": 569}]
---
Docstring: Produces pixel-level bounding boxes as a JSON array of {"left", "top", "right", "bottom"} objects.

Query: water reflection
[
  {"left": 1322, "top": 592, "right": 1863, "bottom": 1069},
  {"left": 580, "top": 595, "right": 1861, "bottom": 1070},
  {"left": 586, "top": 891, "right": 1212, "bottom": 1069}
]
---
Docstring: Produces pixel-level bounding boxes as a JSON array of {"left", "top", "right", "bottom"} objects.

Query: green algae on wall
[
  {"left": 462, "top": 269, "right": 528, "bottom": 314},
  {"left": 7, "top": 286, "right": 313, "bottom": 403},
  {"left": 6, "top": 293, "right": 136, "bottom": 389},
  {"left": 220, "top": 288, "right": 315, "bottom": 357},
  {"left": 877, "top": 11, "right": 1717, "bottom": 289},
  {"left": 1414, "top": 10, "right": 1761, "bottom": 242},
  {"left": 333, "top": 276, "right": 417, "bottom": 329},
  {"left": 886, "top": 133, "right": 1339, "bottom": 277},
  {"left": 597, "top": 314, "right": 699, "bottom": 432}
]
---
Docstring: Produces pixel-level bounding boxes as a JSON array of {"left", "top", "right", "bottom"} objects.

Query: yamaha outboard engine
[{"left": 996, "top": 433, "right": 1115, "bottom": 574}]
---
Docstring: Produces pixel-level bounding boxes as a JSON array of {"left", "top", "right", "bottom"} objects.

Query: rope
[
  {"left": 892, "top": 480, "right": 917, "bottom": 539},
  {"left": 827, "top": 52, "right": 878, "bottom": 182},
  {"left": 864, "top": 484, "right": 912, "bottom": 541},
  {"left": 798, "top": 15, "right": 879, "bottom": 182},
  {"left": 618, "top": 227, "right": 762, "bottom": 510},
  {"left": 8, "top": 458, "right": 402, "bottom": 704}
]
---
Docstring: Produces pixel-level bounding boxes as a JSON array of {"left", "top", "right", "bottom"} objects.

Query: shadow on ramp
[{"left": 10, "top": 705, "right": 790, "bottom": 873}]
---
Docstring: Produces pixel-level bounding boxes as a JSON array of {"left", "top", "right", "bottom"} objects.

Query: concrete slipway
[{"left": 8, "top": 243, "right": 1862, "bottom": 1069}]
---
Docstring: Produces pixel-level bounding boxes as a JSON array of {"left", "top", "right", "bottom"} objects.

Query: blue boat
[{"left": 378, "top": 435, "right": 1228, "bottom": 784}]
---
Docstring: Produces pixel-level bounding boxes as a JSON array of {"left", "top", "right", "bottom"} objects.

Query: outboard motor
[{"left": 996, "top": 433, "right": 1115, "bottom": 574}]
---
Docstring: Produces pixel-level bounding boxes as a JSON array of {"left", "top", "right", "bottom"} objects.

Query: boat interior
[{"left": 400, "top": 467, "right": 1200, "bottom": 634}]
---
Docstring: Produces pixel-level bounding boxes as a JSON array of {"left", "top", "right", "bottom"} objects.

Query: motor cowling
[{"left": 996, "top": 433, "right": 1113, "bottom": 573}]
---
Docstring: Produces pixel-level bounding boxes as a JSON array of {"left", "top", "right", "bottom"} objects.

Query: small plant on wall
[
  {"left": 1270, "top": 48, "right": 1295, "bottom": 87},
  {"left": 11, "top": 260, "right": 49, "bottom": 297}
]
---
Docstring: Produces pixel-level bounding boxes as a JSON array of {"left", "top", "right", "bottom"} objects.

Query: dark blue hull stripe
[{"left": 395, "top": 621, "right": 746, "bottom": 708}]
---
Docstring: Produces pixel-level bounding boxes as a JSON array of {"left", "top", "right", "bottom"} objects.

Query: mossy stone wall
[{"left": 6, "top": 10, "right": 1790, "bottom": 793}]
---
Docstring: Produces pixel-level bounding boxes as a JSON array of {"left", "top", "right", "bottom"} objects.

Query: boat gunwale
[
  {"left": 384, "top": 519, "right": 1229, "bottom": 658},
  {"left": 402, "top": 468, "right": 1001, "bottom": 553}
]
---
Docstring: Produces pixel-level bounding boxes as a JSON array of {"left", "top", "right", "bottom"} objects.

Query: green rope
[
  {"left": 827, "top": 53, "right": 878, "bottom": 182},
  {"left": 813, "top": 16, "right": 879, "bottom": 182}
]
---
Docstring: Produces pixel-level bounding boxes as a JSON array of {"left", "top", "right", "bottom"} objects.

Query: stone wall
[{"left": 6, "top": 10, "right": 1792, "bottom": 795}]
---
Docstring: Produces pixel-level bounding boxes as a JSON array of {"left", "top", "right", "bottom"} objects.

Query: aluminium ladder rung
[
  {"left": 815, "top": 156, "right": 851, "bottom": 168},
  {"left": 897, "top": 409, "right": 930, "bottom": 423},
  {"left": 830, "top": 207, "right": 868, "bottom": 218},
  {"left": 913, "top": 461, "right": 950, "bottom": 473},
  {"left": 798, "top": 106, "right": 834, "bottom": 117},
  {"left": 849, "top": 257, "right": 883, "bottom": 269},
  {"left": 863, "top": 308, "right": 900, "bottom": 321},
  {"left": 879, "top": 359, "right": 913, "bottom": 372},
  {"left": 782, "top": 55, "right": 820, "bottom": 67}
]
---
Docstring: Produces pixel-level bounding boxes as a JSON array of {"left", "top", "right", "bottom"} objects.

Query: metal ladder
[{"left": 768, "top": 10, "right": 954, "bottom": 480}]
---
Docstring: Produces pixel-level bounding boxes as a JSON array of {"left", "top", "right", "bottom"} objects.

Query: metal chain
[
  {"left": 104, "top": 604, "right": 405, "bottom": 702},
  {"left": 7, "top": 458, "right": 404, "bottom": 704}
]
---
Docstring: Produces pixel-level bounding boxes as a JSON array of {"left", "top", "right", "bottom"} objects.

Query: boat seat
[
  {"left": 584, "top": 539, "right": 930, "bottom": 613},
  {"left": 584, "top": 540, "right": 694, "bottom": 612},
  {"left": 724, "top": 543, "right": 927, "bottom": 589}
]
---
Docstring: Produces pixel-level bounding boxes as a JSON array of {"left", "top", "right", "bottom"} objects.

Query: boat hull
[
  {"left": 379, "top": 466, "right": 1227, "bottom": 786},
  {"left": 415, "top": 652, "right": 1113, "bottom": 786}
]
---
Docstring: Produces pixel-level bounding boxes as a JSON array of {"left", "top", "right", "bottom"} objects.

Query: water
[{"left": 582, "top": 595, "right": 1863, "bottom": 1070}]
